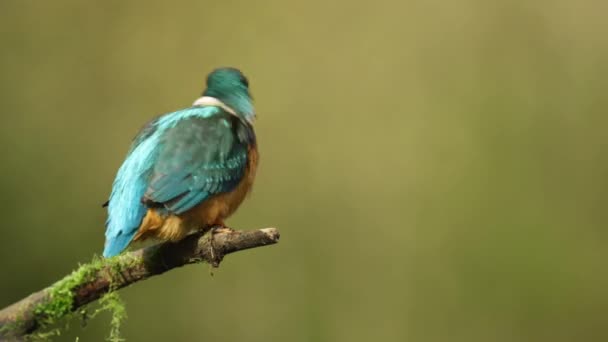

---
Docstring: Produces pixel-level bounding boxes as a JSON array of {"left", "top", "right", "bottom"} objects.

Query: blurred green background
[{"left": 1, "top": 1, "right": 607, "bottom": 341}]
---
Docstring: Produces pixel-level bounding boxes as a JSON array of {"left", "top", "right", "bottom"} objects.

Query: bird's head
[{"left": 202, "top": 67, "right": 255, "bottom": 125}]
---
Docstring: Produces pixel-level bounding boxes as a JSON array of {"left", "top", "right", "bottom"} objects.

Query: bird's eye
[{"left": 241, "top": 76, "right": 249, "bottom": 87}]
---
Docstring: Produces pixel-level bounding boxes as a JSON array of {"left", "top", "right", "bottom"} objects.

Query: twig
[{"left": 0, "top": 227, "right": 280, "bottom": 340}]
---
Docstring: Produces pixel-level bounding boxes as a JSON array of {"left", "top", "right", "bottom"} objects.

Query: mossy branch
[{"left": 0, "top": 227, "right": 280, "bottom": 340}]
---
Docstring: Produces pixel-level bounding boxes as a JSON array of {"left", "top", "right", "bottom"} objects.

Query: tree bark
[{"left": 0, "top": 227, "right": 280, "bottom": 340}]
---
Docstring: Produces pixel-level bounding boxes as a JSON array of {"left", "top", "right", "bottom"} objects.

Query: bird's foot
[
  {"left": 210, "top": 223, "right": 233, "bottom": 235},
  {"left": 204, "top": 224, "right": 233, "bottom": 271}
]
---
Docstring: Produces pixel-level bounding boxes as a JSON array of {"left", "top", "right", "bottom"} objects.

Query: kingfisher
[{"left": 102, "top": 67, "right": 258, "bottom": 258}]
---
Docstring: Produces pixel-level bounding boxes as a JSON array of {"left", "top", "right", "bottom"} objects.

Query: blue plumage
[
  {"left": 103, "top": 131, "right": 159, "bottom": 257},
  {"left": 103, "top": 67, "right": 256, "bottom": 258},
  {"left": 103, "top": 106, "right": 251, "bottom": 257}
]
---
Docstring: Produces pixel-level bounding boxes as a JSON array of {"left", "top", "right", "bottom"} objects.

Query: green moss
[
  {"left": 25, "top": 254, "right": 133, "bottom": 341},
  {"left": 25, "top": 327, "right": 61, "bottom": 341},
  {"left": 107, "top": 253, "right": 140, "bottom": 284},
  {"left": 98, "top": 254, "right": 135, "bottom": 342},
  {"left": 33, "top": 256, "right": 106, "bottom": 327},
  {"left": 99, "top": 292, "right": 127, "bottom": 342}
]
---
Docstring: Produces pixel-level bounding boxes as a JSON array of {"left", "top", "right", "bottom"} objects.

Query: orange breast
[{"left": 133, "top": 145, "right": 259, "bottom": 243}]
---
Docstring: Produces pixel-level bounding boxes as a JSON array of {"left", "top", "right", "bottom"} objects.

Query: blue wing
[
  {"left": 103, "top": 106, "right": 250, "bottom": 257},
  {"left": 103, "top": 118, "right": 162, "bottom": 257},
  {"left": 143, "top": 112, "right": 249, "bottom": 214}
]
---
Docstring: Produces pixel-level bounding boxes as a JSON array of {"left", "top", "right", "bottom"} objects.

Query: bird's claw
[
  {"left": 210, "top": 224, "right": 233, "bottom": 235},
  {"left": 205, "top": 224, "right": 231, "bottom": 270}
]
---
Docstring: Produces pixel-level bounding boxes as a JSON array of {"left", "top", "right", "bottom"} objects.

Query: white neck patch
[{"left": 192, "top": 96, "right": 237, "bottom": 116}]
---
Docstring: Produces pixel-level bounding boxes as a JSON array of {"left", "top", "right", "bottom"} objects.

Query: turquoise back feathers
[{"left": 103, "top": 68, "right": 255, "bottom": 257}]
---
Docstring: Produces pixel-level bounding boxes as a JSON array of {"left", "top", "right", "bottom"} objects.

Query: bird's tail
[{"left": 103, "top": 230, "right": 138, "bottom": 258}]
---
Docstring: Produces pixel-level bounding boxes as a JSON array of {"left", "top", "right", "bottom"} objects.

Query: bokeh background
[{"left": 1, "top": 1, "right": 607, "bottom": 341}]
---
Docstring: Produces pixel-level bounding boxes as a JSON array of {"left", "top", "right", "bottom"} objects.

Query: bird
[{"left": 102, "top": 67, "right": 258, "bottom": 258}]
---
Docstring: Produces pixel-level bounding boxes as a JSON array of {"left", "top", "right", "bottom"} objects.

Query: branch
[{"left": 0, "top": 227, "right": 280, "bottom": 340}]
